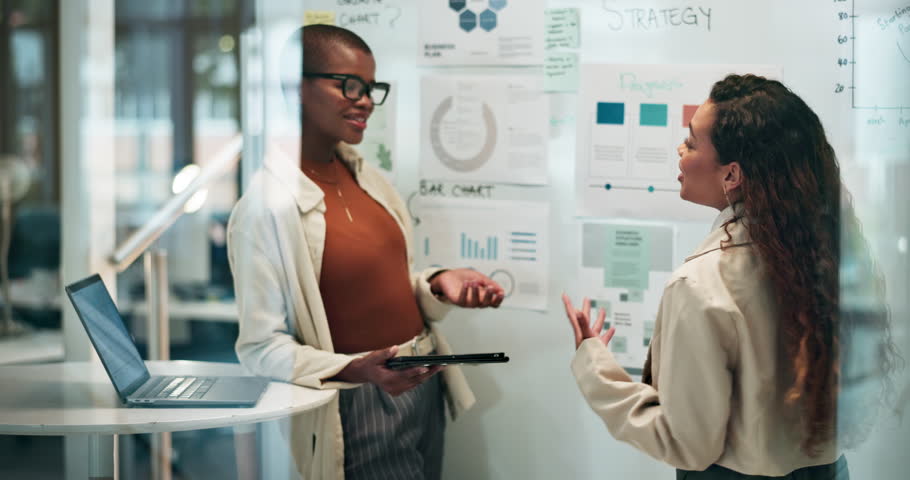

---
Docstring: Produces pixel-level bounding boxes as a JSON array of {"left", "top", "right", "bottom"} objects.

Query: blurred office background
[{"left": 1, "top": 1, "right": 251, "bottom": 478}]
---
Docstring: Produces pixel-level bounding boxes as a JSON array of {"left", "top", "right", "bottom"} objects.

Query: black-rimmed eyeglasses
[{"left": 302, "top": 73, "right": 390, "bottom": 105}]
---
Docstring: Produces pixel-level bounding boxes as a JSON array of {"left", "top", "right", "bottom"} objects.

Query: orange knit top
[{"left": 304, "top": 159, "right": 425, "bottom": 354}]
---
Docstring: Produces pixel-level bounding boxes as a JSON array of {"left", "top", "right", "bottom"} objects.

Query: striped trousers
[{"left": 339, "top": 374, "right": 446, "bottom": 480}]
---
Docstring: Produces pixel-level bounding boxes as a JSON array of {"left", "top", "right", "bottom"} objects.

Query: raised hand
[{"left": 561, "top": 293, "right": 615, "bottom": 349}]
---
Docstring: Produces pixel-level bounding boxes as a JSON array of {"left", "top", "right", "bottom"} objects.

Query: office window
[
  {"left": 114, "top": 0, "right": 243, "bottom": 304},
  {"left": 0, "top": 0, "right": 60, "bottom": 326}
]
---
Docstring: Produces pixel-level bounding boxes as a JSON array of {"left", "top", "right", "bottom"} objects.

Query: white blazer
[{"left": 227, "top": 142, "right": 475, "bottom": 480}]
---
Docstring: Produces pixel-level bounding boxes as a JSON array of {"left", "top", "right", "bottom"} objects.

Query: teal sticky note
[
  {"left": 603, "top": 226, "right": 651, "bottom": 290},
  {"left": 640, "top": 103, "right": 669, "bottom": 127},
  {"left": 544, "top": 53, "right": 579, "bottom": 92}
]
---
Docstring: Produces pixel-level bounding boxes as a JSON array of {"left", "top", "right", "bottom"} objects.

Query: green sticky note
[
  {"left": 545, "top": 8, "right": 580, "bottom": 49},
  {"left": 604, "top": 226, "right": 651, "bottom": 290},
  {"left": 544, "top": 53, "right": 579, "bottom": 92}
]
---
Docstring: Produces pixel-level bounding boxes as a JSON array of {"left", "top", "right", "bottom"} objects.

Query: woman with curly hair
[{"left": 563, "top": 74, "right": 896, "bottom": 479}]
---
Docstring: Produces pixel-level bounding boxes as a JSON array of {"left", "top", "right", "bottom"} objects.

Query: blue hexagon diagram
[
  {"left": 459, "top": 10, "right": 477, "bottom": 32},
  {"left": 479, "top": 9, "right": 497, "bottom": 32},
  {"left": 489, "top": 0, "right": 506, "bottom": 11},
  {"left": 449, "top": 0, "right": 466, "bottom": 12}
]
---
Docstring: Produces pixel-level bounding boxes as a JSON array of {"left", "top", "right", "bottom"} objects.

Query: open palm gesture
[{"left": 561, "top": 293, "right": 615, "bottom": 349}]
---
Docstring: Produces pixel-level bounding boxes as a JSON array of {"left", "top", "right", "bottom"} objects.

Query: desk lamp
[{"left": 0, "top": 155, "right": 32, "bottom": 337}]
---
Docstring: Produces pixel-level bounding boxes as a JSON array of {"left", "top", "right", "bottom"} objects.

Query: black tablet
[{"left": 385, "top": 352, "right": 509, "bottom": 370}]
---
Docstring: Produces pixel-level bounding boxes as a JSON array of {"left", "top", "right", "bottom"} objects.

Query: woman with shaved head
[{"left": 227, "top": 24, "right": 504, "bottom": 480}]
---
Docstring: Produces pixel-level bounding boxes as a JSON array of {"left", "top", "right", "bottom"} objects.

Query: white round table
[{"left": 0, "top": 361, "right": 336, "bottom": 479}]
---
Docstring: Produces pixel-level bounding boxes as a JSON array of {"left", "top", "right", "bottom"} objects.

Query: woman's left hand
[
  {"left": 562, "top": 293, "right": 615, "bottom": 350},
  {"left": 430, "top": 269, "right": 505, "bottom": 308}
]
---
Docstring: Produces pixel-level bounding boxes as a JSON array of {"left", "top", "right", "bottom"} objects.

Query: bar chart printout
[
  {"left": 460, "top": 233, "right": 499, "bottom": 260},
  {"left": 415, "top": 197, "right": 550, "bottom": 311}
]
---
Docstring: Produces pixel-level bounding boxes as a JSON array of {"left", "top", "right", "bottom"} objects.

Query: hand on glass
[
  {"left": 430, "top": 268, "right": 505, "bottom": 308},
  {"left": 562, "top": 293, "right": 615, "bottom": 350},
  {"left": 333, "top": 345, "right": 443, "bottom": 396}
]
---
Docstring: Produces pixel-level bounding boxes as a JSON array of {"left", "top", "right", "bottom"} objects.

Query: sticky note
[
  {"left": 544, "top": 53, "right": 579, "bottom": 92},
  {"left": 545, "top": 8, "right": 580, "bottom": 49},
  {"left": 304, "top": 11, "right": 336, "bottom": 26}
]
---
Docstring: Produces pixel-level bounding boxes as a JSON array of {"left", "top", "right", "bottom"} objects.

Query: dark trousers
[{"left": 677, "top": 456, "right": 848, "bottom": 480}]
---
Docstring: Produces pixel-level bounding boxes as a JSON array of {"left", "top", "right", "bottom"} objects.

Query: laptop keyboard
[{"left": 145, "top": 376, "right": 217, "bottom": 400}]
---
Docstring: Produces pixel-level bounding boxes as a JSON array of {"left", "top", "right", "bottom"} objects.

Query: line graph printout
[
  {"left": 418, "top": 0, "right": 545, "bottom": 66},
  {"left": 853, "top": 2, "right": 910, "bottom": 110},
  {"left": 414, "top": 197, "right": 550, "bottom": 311},
  {"left": 576, "top": 64, "right": 781, "bottom": 220},
  {"left": 420, "top": 75, "right": 549, "bottom": 184},
  {"left": 847, "top": 1, "right": 910, "bottom": 159}
]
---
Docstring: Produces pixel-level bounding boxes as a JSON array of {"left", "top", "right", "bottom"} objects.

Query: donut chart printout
[{"left": 420, "top": 74, "right": 549, "bottom": 185}]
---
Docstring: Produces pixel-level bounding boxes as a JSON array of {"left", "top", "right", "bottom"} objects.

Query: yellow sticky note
[{"left": 304, "top": 11, "right": 336, "bottom": 26}]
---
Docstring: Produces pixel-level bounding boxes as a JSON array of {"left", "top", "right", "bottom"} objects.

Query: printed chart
[
  {"left": 577, "top": 222, "right": 676, "bottom": 373},
  {"left": 843, "top": 1, "right": 910, "bottom": 159},
  {"left": 575, "top": 64, "right": 781, "bottom": 220},
  {"left": 420, "top": 75, "right": 548, "bottom": 184},
  {"left": 851, "top": 1, "right": 910, "bottom": 110},
  {"left": 418, "top": 0, "right": 545, "bottom": 66},
  {"left": 415, "top": 197, "right": 549, "bottom": 311}
]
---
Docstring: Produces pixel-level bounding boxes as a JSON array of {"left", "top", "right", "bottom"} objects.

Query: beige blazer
[
  {"left": 227, "top": 143, "right": 475, "bottom": 480},
  {"left": 572, "top": 208, "right": 838, "bottom": 476}
]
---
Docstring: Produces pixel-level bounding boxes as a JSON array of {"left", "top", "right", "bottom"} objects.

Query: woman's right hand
[
  {"left": 333, "top": 345, "right": 443, "bottom": 396},
  {"left": 562, "top": 293, "right": 615, "bottom": 350}
]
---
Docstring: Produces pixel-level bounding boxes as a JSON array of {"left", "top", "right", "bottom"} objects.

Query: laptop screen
[{"left": 66, "top": 275, "right": 148, "bottom": 397}]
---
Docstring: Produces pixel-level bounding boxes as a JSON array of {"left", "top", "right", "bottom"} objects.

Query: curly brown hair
[{"left": 708, "top": 74, "right": 897, "bottom": 456}]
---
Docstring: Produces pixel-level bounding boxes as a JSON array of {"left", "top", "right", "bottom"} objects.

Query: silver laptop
[{"left": 65, "top": 274, "right": 269, "bottom": 407}]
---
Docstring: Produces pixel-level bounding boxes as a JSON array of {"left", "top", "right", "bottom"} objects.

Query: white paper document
[
  {"left": 420, "top": 75, "right": 549, "bottom": 185},
  {"left": 414, "top": 197, "right": 550, "bottom": 311},
  {"left": 577, "top": 222, "right": 676, "bottom": 373},
  {"left": 575, "top": 64, "right": 781, "bottom": 220},
  {"left": 418, "top": 0, "right": 545, "bottom": 66}
]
